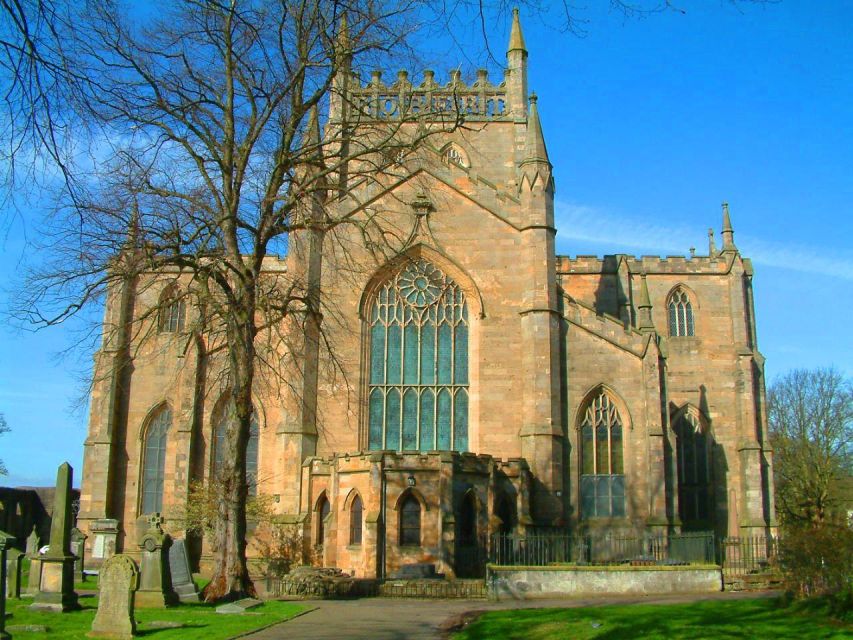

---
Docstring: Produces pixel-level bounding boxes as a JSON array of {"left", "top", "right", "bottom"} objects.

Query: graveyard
[{"left": 0, "top": 464, "right": 305, "bottom": 640}]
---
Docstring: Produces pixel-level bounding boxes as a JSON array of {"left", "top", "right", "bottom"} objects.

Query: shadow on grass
[{"left": 137, "top": 623, "right": 207, "bottom": 636}]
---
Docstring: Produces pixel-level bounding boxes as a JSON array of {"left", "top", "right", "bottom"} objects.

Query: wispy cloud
[{"left": 555, "top": 202, "right": 853, "bottom": 281}]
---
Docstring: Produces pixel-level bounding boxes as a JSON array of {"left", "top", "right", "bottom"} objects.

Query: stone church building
[{"left": 77, "top": 12, "right": 776, "bottom": 579}]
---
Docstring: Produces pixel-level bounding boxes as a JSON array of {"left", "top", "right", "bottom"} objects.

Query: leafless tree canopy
[{"left": 769, "top": 368, "right": 853, "bottom": 525}]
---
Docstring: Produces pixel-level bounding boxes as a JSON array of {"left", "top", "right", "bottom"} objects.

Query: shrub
[{"left": 779, "top": 522, "right": 853, "bottom": 615}]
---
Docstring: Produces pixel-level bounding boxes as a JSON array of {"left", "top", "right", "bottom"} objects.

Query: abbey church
[{"left": 77, "top": 11, "right": 776, "bottom": 579}]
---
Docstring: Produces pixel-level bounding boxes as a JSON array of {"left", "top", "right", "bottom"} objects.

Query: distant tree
[
  {"left": 768, "top": 368, "right": 853, "bottom": 525},
  {"left": 0, "top": 413, "right": 8, "bottom": 475}
]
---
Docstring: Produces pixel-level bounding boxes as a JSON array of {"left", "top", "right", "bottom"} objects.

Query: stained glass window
[
  {"left": 579, "top": 391, "right": 626, "bottom": 518},
  {"left": 675, "top": 412, "right": 711, "bottom": 524},
  {"left": 141, "top": 406, "right": 170, "bottom": 514},
  {"left": 368, "top": 259, "right": 468, "bottom": 452},
  {"left": 213, "top": 401, "right": 260, "bottom": 496},
  {"left": 668, "top": 289, "right": 694, "bottom": 337}
]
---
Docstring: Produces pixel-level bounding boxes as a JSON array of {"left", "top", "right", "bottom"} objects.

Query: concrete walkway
[{"left": 246, "top": 590, "right": 778, "bottom": 640}]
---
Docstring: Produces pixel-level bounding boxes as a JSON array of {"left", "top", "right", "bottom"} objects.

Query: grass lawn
[
  {"left": 4, "top": 595, "right": 305, "bottom": 639},
  {"left": 453, "top": 597, "right": 852, "bottom": 640}
]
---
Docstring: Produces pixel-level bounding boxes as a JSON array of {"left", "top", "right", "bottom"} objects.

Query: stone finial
[
  {"left": 708, "top": 228, "right": 717, "bottom": 256},
  {"left": 721, "top": 202, "right": 737, "bottom": 253},
  {"left": 508, "top": 7, "right": 527, "bottom": 53},
  {"left": 637, "top": 274, "right": 655, "bottom": 333}
]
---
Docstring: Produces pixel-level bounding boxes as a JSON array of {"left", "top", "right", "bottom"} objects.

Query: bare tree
[{"left": 768, "top": 368, "right": 853, "bottom": 525}]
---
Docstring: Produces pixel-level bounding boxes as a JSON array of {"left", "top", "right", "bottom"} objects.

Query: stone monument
[
  {"left": 134, "top": 513, "right": 178, "bottom": 608},
  {"left": 90, "top": 519, "right": 119, "bottom": 564},
  {"left": 71, "top": 527, "right": 88, "bottom": 583},
  {"left": 6, "top": 549, "right": 24, "bottom": 599},
  {"left": 89, "top": 554, "right": 140, "bottom": 640},
  {"left": 30, "top": 462, "right": 80, "bottom": 612},
  {"left": 0, "top": 529, "right": 15, "bottom": 640},
  {"left": 168, "top": 539, "right": 200, "bottom": 602},
  {"left": 25, "top": 526, "right": 40, "bottom": 556}
]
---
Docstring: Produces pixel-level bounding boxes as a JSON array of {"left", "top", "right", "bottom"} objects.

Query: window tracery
[
  {"left": 668, "top": 288, "right": 694, "bottom": 337},
  {"left": 579, "top": 390, "right": 625, "bottom": 518},
  {"left": 675, "top": 411, "right": 711, "bottom": 524},
  {"left": 367, "top": 259, "right": 469, "bottom": 452},
  {"left": 158, "top": 287, "right": 186, "bottom": 333},
  {"left": 212, "top": 400, "right": 260, "bottom": 496}
]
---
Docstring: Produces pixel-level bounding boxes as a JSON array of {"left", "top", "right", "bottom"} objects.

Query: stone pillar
[
  {"left": 31, "top": 462, "right": 79, "bottom": 612},
  {"left": 134, "top": 514, "right": 178, "bottom": 608}
]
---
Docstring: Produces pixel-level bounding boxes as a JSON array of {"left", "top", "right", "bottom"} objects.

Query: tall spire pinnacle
[
  {"left": 637, "top": 273, "right": 655, "bottom": 333},
  {"left": 305, "top": 104, "right": 321, "bottom": 154},
  {"left": 508, "top": 7, "right": 527, "bottom": 53},
  {"left": 720, "top": 202, "right": 737, "bottom": 253},
  {"left": 522, "top": 93, "right": 549, "bottom": 166}
]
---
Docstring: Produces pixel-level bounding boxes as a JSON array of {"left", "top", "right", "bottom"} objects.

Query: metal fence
[
  {"left": 490, "top": 531, "right": 725, "bottom": 567},
  {"left": 720, "top": 535, "right": 778, "bottom": 578}
]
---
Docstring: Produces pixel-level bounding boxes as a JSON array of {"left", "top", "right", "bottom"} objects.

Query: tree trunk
[{"left": 202, "top": 283, "right": 257, "bottom": 602}]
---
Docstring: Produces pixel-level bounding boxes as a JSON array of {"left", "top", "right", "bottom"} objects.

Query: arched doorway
[{"left": 455, "top": 490, "right": 484, "bottom": 578}]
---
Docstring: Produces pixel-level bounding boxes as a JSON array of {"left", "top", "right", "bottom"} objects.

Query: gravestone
[
  {"left": 30, "top": 462, "right": 80, "bottom": 612},
  {"left": 0, "top": 529, "right": 15, "bottom": 640},
  {"left": 71, "top": 528, "right": 88, "bottom": 583},
  {"left": 134, "top": 513, "right": 178, "bottom": 608},
  {"left": 25, "top": 526, "right": 40, "bottom": 556},
  {"left": 91, "top": 519, "right": 119, "bottom": 563},
  {"left": 215, "top": 597, "right": 262, "bottom": 614},
  {"left": 6, "top": 549, "right": 24, "bottom": 598},
  {"left": 88, "top": 554, "right": 139, "bottom": 640},
  {"left": 168, "top": 539, "right": 200, "bottom": 602}
]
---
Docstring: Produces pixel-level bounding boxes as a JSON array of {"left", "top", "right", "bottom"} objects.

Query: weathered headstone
[
  {"left": 25, "top": 526, "right": 40, "bottom": 556},
  {"left": 0, "top": 529, "right": 15, "bottom": 640},
  {"left": 134, "top": 514, "right": 178, "bottom": 608},
  {"left": 215, "top": 597, "right": 262, "bottom": 614},
  {"left": 30, "top": 462, "right": 80, "bottom": 612},
  {"left": 6, "top": 549, "right": 24, "bottom": 598},
  {"left": 71, "top": 527, "right": 88, "bottom": 583},
  {"left": 25, "top": 555, "right": 42, "bottom": 596},
  {"left": 168, "top": 539, "right": 200, "bottom": 602},
  {"left": 88, "top": 554, "right": 139, "bottom": 640},
  {"left": 91, "top": 519, "right": 119, "bottom": 562}
]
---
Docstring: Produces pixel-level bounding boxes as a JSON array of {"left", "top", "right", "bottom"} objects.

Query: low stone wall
[{"left": 489, "top": 565, "right": 722, "bottom": 599}]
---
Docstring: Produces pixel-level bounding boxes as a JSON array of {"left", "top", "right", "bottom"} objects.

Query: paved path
[{"left": 246, "top": 590, "right": 777, "bottom": 640}]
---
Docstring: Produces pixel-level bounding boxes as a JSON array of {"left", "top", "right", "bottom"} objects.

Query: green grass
[
  {"left": 4, "top": 595, "right": 305, "bottom": 639},
  {"left": 452, "top": 597, "right": 852, "bottom": 640}
]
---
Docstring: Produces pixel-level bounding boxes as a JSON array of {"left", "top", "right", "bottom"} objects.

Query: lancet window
[
  {"left": 399, "top": 493, "right": 421, "bottom": 546},
  {"left": 579, "top": 390, "right": 625, "bottom": 518},
  {"left": 141, "top": 405, "right": 170, "bottom": 514},
  {"left": 367, "top": 259, "right": 469, "bottom": 452},
  {"left": 158, "top": 287, "right": 185, "bottom": 333},
  {"left": 350, "top": 495, "right": 363, "bottom": 545},
  {"left": 668, "top": 288, "right": 695, "bottom": 337}
]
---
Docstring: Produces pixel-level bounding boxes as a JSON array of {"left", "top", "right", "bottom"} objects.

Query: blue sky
[{"left": 1, "top": 1, "right": 851, "bottom": 487}]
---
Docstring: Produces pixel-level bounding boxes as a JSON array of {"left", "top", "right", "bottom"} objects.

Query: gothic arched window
[
  {"left": 213, "top": 400, "right": 260, "bottom": 496},
  {"left": 141, "top": 405, "right": 170, "bottom": 514},
  {"left": 349, "top": 494, "right": 363, "bottom": 545},
  {"left": 158, "top": 286, "right": 186, "bottom": 333},
  {"left": 668, "top": 288, "right": 694, "bottom": 337},
  {"left": 579, "top": 390, "right": 626, "bottom": 518},
  {"left": 367, "top": 259, "right": 469, "bottom": 452},
  {"left": 675, "top": 411, "right": 712, "bottom": 525},
  {"left": 317, "top": 494, "right": 330, "bottom": 545},
  {"left": 399, "top": 493, "right": 421, "bottom": 546}
]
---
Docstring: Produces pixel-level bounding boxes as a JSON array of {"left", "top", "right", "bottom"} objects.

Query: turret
[
  {"left": 329, "top": 13, "right": 352, "bottom": 123},
  {"left": 506, "top": 8, "right": 528, "bottom": 119}
]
